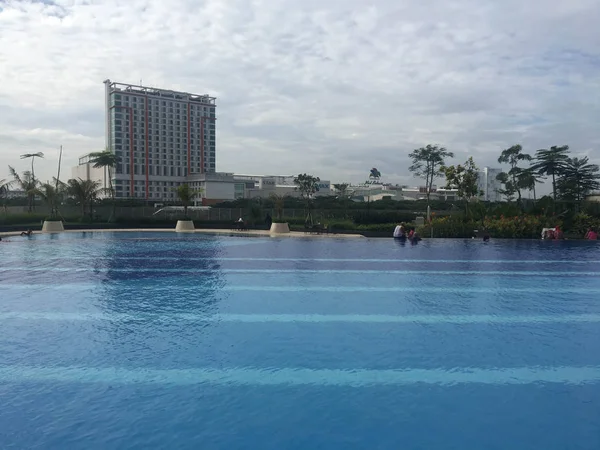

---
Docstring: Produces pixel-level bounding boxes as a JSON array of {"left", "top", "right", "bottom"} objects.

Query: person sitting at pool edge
[
  {"left": 554, "top": 225, "right": 564, "bottom": 240},
  {"left": 20, "top": 229, "right": 32, "bottom": 237},
  {"left": 585, "top": 227, "right": 598, "bottom": 240},
  {"left": 393, "top": 224, "right": 406, "bottom": 239}
]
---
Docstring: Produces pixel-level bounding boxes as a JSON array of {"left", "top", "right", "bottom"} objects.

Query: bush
[{"left": 353, "top": 211, "right": 416, "bottom": 225}]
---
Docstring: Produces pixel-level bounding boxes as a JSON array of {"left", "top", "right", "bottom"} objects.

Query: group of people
[
  {"left": 541, "top": 225, "right": 597, "bottom": 240},
  {"left": 393, "top": 224, "right": 421, "bottom": 242}
]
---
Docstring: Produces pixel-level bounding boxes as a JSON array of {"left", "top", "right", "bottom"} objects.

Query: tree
[
  {"left": 556, "top": 156, "right": 600, "bottom": 203},
  {"left": 517, "top": 168, "right": 543, "bottom": 202},
  {"left": 20, "top": 152, "right": 44, "bottom": 188},
  {"left": 0, "top": 178, "right": 9, "bottom": 212},
  {"left": 368, "top": 168, "right": 381, "bottom": 183},
  {"left": 495, "top": 172, "right": 517, "bottom": 202},
  {"left": 34, "top": 181, "right": 65, "bottom": 219},
  {"left": 333, "top": 183, "right": 350, "bottom": 197},
  {"left": 269, "top": 193, "right": 285, "bottom": 220},
  {"left": 8, "top": 166, "right": 37, "bottom": 212},
  {"left": 408, "top": 145, "right": 454, "bottom": 209},
  {"left": 175, "top": 183, "right": 202, "bottom": 218},
  {"left": 497, "top": 144, "right": 532, "bottom": 205},
  {"left": 294, "top": 173, "right": 320, "bottom": 225},
  {"left": 441, "top": 157, "right": 482, "bottom": 218},
  {"left": 530, "top": 145, "right": 570, "bottom": 203},
  {"left": 333, "top": 183, "right": 351, "bottom": 218},
  {"left": 67, "top": 178, "right": 102, "bottom": 219},
  {"left": 88, "top": 149, "right": 119, "bottom": 221}
]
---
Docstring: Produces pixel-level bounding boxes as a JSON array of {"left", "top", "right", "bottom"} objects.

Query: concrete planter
[
  {"left": 269, "top": 222, "right": 290, "bottom": 234},
  {"left": 42, "top": 220, "right": 64, "bottom": 233},
  {"left": 175, "top": 220, "right": 195, "bottom": 232}
]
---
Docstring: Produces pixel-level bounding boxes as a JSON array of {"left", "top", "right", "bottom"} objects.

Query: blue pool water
[{"left": 1, "top": 232, "right": 600, "bottom": 449}]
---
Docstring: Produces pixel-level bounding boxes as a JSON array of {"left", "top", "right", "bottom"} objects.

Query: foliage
[
  {"left": 294, "top": 173, "right": 320, "bottom": 225},
  {"left": 20, "top": 152, "right": 44, "bottom": 188},
  {"left": 352, "top": 211, "right": 416, "bottom": 225},
  {"left": 67, "top": 178, "right": 102, "bottom": 218},
  {"left": 556, "top": 156, "right": 600, "bottom": 203},
  {"left": 408, "top": 144, "right": 454, "bottom": 206},
  {"left": 0, "top": 178, "right": 9, "bottom": 210},
  {"left": 269, "top": 193, "right": 285, "bottom": 220},
  {"left": 572, "top": 213, "right": 600, "bottom": 236},
  {"left": 441, "top": 157, "right": 482, "bottom": 218},
  {"left": 175, "top": 183, "right": 203, "bottom": 218},
  {"left": 8, "top": 166, "right": 37, "bottom": 213},
  {"left": 88, "top": 149, "right": 119, "bottom": 221},
  {"left": 517, "top": 168, "right": 542, "bottom": 202},
  {"left": 332, "top": 183, "right": 350, "bottom": 197},
  {"left": 530, "top": 145, "right": 570, "bottom": 203},
  {"left": 33, "top": 181, "right": 65, "bottom": 219},
  {"left": 496, "top": 144, "right": 532, "bottom": 204}
]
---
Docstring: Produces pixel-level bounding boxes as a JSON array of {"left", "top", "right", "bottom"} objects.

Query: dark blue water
[{"left": 1, "top": 232, "right": 599, "bottom": 449}]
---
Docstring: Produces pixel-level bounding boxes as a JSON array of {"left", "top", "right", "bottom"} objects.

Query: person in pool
[
  {"left": 393, "top": 224, "right": 406, "bottom": 239},
  {"left": 585, "top": 227, "right": 598, "bottom": 240}
]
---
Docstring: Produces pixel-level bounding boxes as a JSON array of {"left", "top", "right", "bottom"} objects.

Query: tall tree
[
  {"left": 8, "top": 166, "right": 37, "bottom": 212},
  {"left": 67, "top": 178, "right": 102, "bottom": 219},
  {"left": 495, "top": 172, "right": 517, "bottom": 202},
  {"left": 0, "top": 178, "right": 9, "bottom": 212},
  {"left": 530, "top": 145, "right": 570, "bottom": 203},
  {"left": 408, "top": 145, "right": 454, "bottom": 209},
  {"left": 20, "top": 152, "right": 44, "bottom": 188},
  {"left": 34, "top": 181, "right": 65, "bottom": 219},
  {"left": 556, "top": 156, "right": 600, "bottom": 203},
  {"left": 269, "top": 193, "right": 285, "bottom": 220},
  {"left": 441, "top": 157, "right": 482, "bottom": 218},
  {"left": 497, "top": 144, "right": 532, "bottom": 205},
  {"left": 294, "top": 173, "right": 320, "bottom": 225},
  {"left": 88, "top": 149, "right": 119, "bottom": 221},
  {"left": 333, "top": 183, "right": 351, "bottom": 218},
  {"left": 175, "top": 183, "right": 203, "bottom": 218},
  {"left": 517, "top": 168, "right": 543, "bottom": 202}
]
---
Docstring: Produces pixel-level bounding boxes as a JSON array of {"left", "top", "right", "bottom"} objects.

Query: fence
[{"left": 1, "top": 206, "right": 424, "bottom": 223}]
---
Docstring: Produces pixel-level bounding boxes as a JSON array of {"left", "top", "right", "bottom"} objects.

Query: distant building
[{"left": 477, "top": 167, "right": 502, "bottom": 202}]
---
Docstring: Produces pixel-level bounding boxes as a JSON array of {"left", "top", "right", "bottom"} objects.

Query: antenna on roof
[{"left": 140, "top": 79, "right": 143, "bottom": 86}]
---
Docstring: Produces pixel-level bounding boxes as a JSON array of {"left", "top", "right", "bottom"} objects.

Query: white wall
[{"left": 204, "top": 180, "right": 235, "bottom": 200}]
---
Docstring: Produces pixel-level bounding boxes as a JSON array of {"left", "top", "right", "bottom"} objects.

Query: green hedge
[{"left": 353, "top": 211, "right": 416, "bottom": 225}]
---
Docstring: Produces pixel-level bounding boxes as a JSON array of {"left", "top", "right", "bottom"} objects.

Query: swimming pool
[{"left": 1, "top": 232, "right": 599, "bottom": 449}]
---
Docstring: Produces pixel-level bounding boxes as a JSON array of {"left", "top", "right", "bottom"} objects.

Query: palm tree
[
  {"left": 67, "top": 178, "right": 102, "bottom": 219},
  {"left": 557, "top": 156, "right": 600, "bottom": 203},
  {"left": 88, "top": 149, "right": 119, "bottom": 221},
  {"left": 20, "top": 152, "right": 44, "bottom": 187},
  {"left": 0, "top": 178, "right": 9, "bottom": 213},
  {"left": 517, "top": 168, "right": 543, "bottom": 202},
  {"left": 175, "top": 184, "right": 203, "bottom": 218},
  {"left": 530, "top": 145, "right": 570, "bottom": 204},
  {"left": 269, "top": 192, "right": 285, "bottom": 220},
  {"left": 8, "top": 166, "right": 37, "bottom": 212},
  {"left": 34, "top": 181, "right": 65, "bottom": 219}
]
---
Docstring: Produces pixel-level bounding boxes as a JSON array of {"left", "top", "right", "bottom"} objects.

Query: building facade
[
  {"left": 477, "top": 167, "right": 502, "bottom": 202},
  {"left": 104, "top": 80, "right": 216, "bottom": 200}
]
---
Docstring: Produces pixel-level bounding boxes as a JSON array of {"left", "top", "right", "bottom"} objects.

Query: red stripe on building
[
  {"left": 187, "top": 103, "right": 191, "bottom": 175},
  {"left": 145, "top": 96, "right": 149, "bottom": 199},
  {"left": 129, "top": 108, "right": 134, "bottom": 196},
  {"left": 200, "top": 116, "right": 204, "bottom": 174}
]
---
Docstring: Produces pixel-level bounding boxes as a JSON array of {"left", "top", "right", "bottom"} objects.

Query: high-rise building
[
  {"left": 477, "top": 167, "right": 502, "bottom": 202},
  {"left": 104, "top": 80, "right": 217, "bottom": 199}
]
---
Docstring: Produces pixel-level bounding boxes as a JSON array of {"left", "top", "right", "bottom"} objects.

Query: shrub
[{"left": 353, "top": 211, "right": 416, "bottom": 225}]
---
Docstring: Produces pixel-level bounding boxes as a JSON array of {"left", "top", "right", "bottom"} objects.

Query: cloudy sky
[{"left": 1, "top": 0, "right": 599, "bottom": 188}]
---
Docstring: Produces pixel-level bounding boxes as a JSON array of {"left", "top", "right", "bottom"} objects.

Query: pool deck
[{"left": 0, "top": 228, "right": 364, "bottom": 239}]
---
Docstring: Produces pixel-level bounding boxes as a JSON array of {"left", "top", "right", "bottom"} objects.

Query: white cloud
[{"left": 1, "top": 0, "right": 599, "bottom": 190}]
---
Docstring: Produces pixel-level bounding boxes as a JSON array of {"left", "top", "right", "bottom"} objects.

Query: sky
[{"left": 1, "top": 0, "right": 600, "bottom": 190}]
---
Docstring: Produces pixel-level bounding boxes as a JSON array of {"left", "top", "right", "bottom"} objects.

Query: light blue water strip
[
  {"left": 1, "top": 268, "right": 598, "bottom": 276},
  {"left": 2, "top": 284, "right": 600, "bottom": 294},
  {"left": 2, "top": 312, "right": 600, "bottom": 324},
  {"left": 2, "top": 257, "right": 600, "bottom": 264},
  {"left": 0, "top": 365, "right": 599, "bottom": 386}
]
